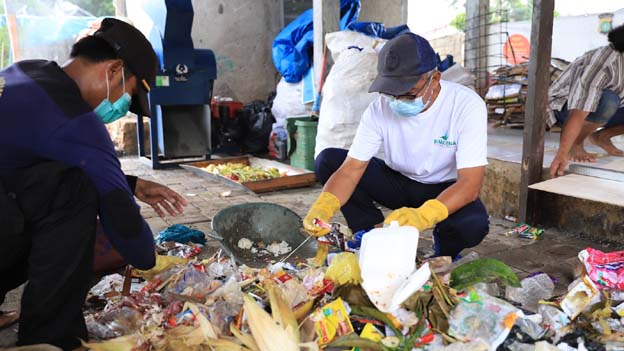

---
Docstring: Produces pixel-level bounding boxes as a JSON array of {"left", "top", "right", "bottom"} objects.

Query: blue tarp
[
  {"left": 272, "top": 0, "right": 361, "bottom": 83},
  {"left": 345, "top": 22, "right": 410, "bottom": 40},
  {"left": 272, "top": 1, "right": 413, "bottom": 84}
]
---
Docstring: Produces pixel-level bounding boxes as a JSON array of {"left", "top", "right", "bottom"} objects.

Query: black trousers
[
  {"left": 0, "top": 161, "right": 97, "bottom": 350},
  {"left": 315, "top": 148, "right": 489, "bottom": 258}
]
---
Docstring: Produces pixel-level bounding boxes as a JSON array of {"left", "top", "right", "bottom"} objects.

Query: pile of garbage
[
  {"left": 486, "top": 58, "right": 570, "bottom": 129},
  {"left": 83, "top": 224, "right": 624, "bottom": 351}
]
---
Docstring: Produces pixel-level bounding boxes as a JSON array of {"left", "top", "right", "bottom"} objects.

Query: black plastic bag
[{"left": 239, "top": 100, "right": 276, "bottom": 155}]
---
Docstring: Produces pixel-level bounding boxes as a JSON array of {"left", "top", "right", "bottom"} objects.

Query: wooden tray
[{"left": 181, "top": 156, "right": 317, "bottom": 194}]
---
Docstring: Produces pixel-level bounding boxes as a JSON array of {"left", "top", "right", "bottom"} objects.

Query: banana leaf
[
  {"left": 350, "top": 306, "right": 401, "bottom": 336},
  {"left": 450, "top": 258, "right": 521, "bottom": 290}
]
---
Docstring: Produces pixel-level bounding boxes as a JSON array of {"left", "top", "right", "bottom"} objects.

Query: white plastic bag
[
  {"left": 314, "top": 31, "right": 384, "bottom": 158},
  {"left": 271, "top": 78, "right": 312, "bottom": 126}
]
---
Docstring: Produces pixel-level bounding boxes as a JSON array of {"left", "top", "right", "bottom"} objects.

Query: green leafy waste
[
  {"left": 450, "top": 258, "right": 521, "bottom": 290},
  {"left": 203, "top": 163, "right": 282, "bottom": 183}
]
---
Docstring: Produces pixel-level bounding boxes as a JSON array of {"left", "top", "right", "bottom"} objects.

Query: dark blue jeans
[
  {"left": 556, "top": 90, "right": 624, "bottom": 127},
  {"left": 315, "top": 148, "right": 489, "bottom": 258}
]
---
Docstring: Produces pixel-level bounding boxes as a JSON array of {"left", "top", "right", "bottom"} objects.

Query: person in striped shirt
[{"left": 549, "top": 24, "right": 624, "bottom": 178}]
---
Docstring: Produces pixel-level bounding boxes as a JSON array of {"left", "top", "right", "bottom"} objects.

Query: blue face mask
[
  {"left": 94, "top": 67, "right": 132, "bottom": 124},
  {"left": 385, "top": 74, "right": 434, "bottom": 117}
]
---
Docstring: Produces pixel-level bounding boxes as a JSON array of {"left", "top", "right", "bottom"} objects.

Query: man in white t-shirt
[{"left": 303, "top": 32, "right": 489, "bottom": 259}]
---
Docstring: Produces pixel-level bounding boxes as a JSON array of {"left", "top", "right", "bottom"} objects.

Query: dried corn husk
[
  {"left": 243, "top": 295, "right": 299, "bottom": 351},
  {"left": 81, "top": 334, "right": 140, "bottom": 351},
  {"left": 266, "top": 281, "right": 299, "bottom": 342},
  {"left": 230, "top": 323, "right": 259, "bottom": 351}
]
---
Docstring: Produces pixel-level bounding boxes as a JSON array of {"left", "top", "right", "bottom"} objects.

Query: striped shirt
[{"left": 547, "top": 45, "right": 624, "bottom": 127}]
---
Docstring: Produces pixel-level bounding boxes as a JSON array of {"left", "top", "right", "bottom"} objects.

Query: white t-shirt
[{"left": 347, "top": 80, "right": 488, "bottom": 184}]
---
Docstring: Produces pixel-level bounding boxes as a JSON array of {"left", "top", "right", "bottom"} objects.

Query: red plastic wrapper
[{"left": 579, "top": 247, "right": 624, "bottom": 289}]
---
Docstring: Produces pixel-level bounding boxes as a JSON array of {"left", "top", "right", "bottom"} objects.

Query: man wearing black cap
[
  {"left": 303, "top": 33, "right": 489, "bottom": 259},
  {"left": 0, "top": 18, "right": 187, "bottom": 349}
]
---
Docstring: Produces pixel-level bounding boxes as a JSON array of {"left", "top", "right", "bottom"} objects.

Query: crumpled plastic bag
[
  {"left": 156, "top": 224, "right": 206, "bottom": 245},
  {"left": 448, "top": 293, "right": 520, "bottom": 351},
  {"left": 325, "top": 252, "right": 362, "bottom": 286}
]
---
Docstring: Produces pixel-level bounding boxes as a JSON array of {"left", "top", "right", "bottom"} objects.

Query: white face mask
[{"left": 384, "top": 73, "right": 435, "bottom": 117}]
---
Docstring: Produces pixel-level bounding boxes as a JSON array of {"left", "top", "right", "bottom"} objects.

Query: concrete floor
[
  {"left": 488, "top": 126, "right": 624, "bottom": 169},
  {"left": 0, "top": 155, "right": 617, "bottom": 347}
]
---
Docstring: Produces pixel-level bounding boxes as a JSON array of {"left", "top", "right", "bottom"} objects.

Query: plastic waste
[
  {"left": 472, "top": 282, "right": 501, "bottom": 297},
  {"left": 134, "top": 254, "right": 187, "bottom": 281},
  {"left": 345, "top": 22, "right": 409, "bottom": 39},
  {"left": 206, "top": 258, "right": 238, "bottom": 280},
  {"left": 359, "top": 221, "right": 422, "bottom": 312},
  {"left": 272, "top": 270, "right": 309, "bottom": 308},
  {"left": 325, "top": 252, "right": 362, "bottom": 286},
  {"left": 346, "top": 227, "right": 373, "bottom": 250},
  {"left": 439, "top": 339, "right": 490, "bottom": 351},
  {"left": 535, "top": 341, "right": 560, "bottom": 351},
  {"left": 506, "top": 273, "right": 555, "bottom": 311},
  {"left": 88, "top": 273, "right": 124, "bottom": 298},
  {"left": 516, "top": 313, "right": 548, "bottom": 340},
  {"left": 168, "top": 265, "right": 220, "bottom": 300},
  {"left": 448, "top": 293, "right": 520, "bottom": 351},
  {"left": 591, "top": 318, "right": 624, "bottom": 334},
  {"left": 506, "top": 341, "right": 537, "bottom": 351},
  {"left": 156, "top": 224, "right": 207, "bottom": 245},
  {"left": 560, "top": 276, "right": 600, "bottom": 319},
  {"left": 268, "top": 124, "right": 288, "bottom": 160},
  {"left": 579, "top": 248, "right": 624, "bottom": 290},
  {"left": 314, "top": 31, "right": 381, "bottom": 158},
  {"left": 271, "top": 0, "right": 361, "bottom": 83},
  {"left": 88, "top": 306, "right": 143, "bottom": 339},
  {"left": 537, "top": 305, "right": 570, "bottom": 332},
  {"left": 270, "top": 78, "right": 311, "bottom": 125}
]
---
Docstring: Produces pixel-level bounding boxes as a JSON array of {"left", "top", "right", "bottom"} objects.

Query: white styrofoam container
[{"left": 359, "top": 221, "right": 421, "bottom": 312}]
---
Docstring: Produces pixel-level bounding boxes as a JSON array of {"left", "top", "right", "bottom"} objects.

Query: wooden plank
[
  {"left": 182, "top": 156, "right": 317, "bottom": 194},
  {"left": 465, "top": 0, "right": 489, "bottom": 95},
  {"left": 518, "top": 0, "right": 554, "bottom": 224},
  {"left": 529, "top": 174, "right": 624, "bottom": 207},
  {"left": 313, "top": 0, "right": 339, "bottom": 85}
]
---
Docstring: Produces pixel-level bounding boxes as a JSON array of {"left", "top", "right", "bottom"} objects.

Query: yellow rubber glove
[
  {"left": 303, "top": 192, "right": 341, "bottom": 236},
  {"left": 384, "top": 199, "right": 449, "bottom": 231}
]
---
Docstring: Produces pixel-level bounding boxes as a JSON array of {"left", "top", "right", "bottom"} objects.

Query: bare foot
[
  {"left": 569, "top": 144, "right": 597, "bottom": 162},
  {"left": 589, "top": 131, "right": 624, "bottom": 156},
  {"left": 0, "top": 310, "right": 18, "bottom": 329}
]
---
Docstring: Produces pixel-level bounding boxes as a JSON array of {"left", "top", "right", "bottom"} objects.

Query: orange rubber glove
[
  {"left": 384, "top": 199, "right": 449, "bottom": 231},
  {"left": 303, "top": 192, "right": 341, "bottom": 236}
]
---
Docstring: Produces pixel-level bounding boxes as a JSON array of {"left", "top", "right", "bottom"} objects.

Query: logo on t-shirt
[
  {"left": 434, "top": 132, "right": 457, "bottom": 147},
  {"left": 0, "top": 76, "right": 5, "bottom": 98}
]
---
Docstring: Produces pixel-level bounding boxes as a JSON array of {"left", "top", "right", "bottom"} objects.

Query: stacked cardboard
[{"left": 487, "top": 58, "right": 570, "bottom": 128}]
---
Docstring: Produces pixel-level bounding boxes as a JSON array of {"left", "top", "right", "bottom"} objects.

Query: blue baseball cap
[{"left": 368, "top": 32, "right": 437, "bottom": 95}]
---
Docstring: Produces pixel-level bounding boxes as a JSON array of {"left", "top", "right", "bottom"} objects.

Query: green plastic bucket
[
  {"left": 290, "top": 119, "right": 318, "bottom": 171},
  {"left": 286, "top": 116, "right": 318, "bottom": 171}
]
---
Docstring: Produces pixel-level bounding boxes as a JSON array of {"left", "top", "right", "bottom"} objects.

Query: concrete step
[{"left": 482, "top": 158, "right": 624, "bottom": 245}]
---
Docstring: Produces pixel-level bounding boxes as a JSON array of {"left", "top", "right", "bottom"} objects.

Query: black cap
[
  {"left": 94, "top": 18, "right": 157, "bottom": 117},
  {"left": 368, "top": 32, "right": 437, "bottom": 96}
]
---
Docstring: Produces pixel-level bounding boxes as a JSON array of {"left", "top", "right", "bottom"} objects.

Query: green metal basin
[{"left": 211, "top": 202, "right": 317, "bottom": 267}]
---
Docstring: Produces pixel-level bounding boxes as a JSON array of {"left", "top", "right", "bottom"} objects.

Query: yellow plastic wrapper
[
  {"left": 311, "top": 297, "right": 355, "bottom": 345},
  {"left": 134, "top": 254, "right": 187, "bottom": 281},
  {"left": 325, "top": 252, "right": 362, "bottom": 286}
]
